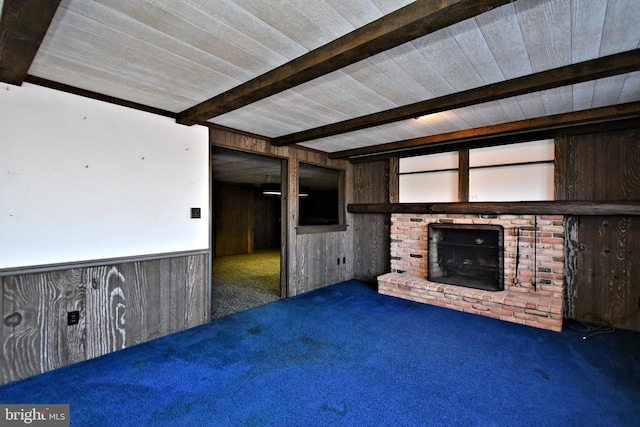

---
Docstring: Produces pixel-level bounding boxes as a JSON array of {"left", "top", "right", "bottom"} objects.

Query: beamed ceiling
[{"left": 1, "top": 0, "right": 640, "bottom": 161}]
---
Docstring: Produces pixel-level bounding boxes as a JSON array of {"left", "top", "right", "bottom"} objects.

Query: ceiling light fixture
[
  {"left": 261, "top": 184, "right": 311, "bottom": 197},
  {"left": 299, "top": 186, "right": 310, "bottom": 197},
  {"left": 261, "top": 183, "right": 281, "bottom": 196}
]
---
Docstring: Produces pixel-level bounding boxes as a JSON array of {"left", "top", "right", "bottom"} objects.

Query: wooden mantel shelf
[{"left": 347, "top": 201, "right": 640, "bottom": 216}]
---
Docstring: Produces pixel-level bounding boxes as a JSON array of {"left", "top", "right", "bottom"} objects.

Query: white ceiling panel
[
  {"left": 447, "top": 17, "right": 504, "bottom": 86},
  {"left": 11, "top": 0, "right": 638, "bottom": 157},
  {"left": 599, "top": 0, "right": 640, "bottom": 56},
  {"left": 29, "top": 0, "right": 413, "bottom": 113},
  {"left": 210, "top": 0, "right": 640, "bottom": 144},
  {"left": 516, "top": 0, "right": 571, "bottom": 71},
  {"left": 299, "top": 71, "right": 640, "bottom": 153},
  {"left": 474, "top": 1, "right": 532, "bottom": 80},
  {"left": 570, "top": 0, "right": 607, "bottom": 63},
  {"left": 619, "top": 72, "right": 640, "bottom": 103}
]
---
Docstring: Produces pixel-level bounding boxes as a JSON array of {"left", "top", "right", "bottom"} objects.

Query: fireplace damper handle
[
  {"left": 513, "top": 227, "right": 520, "bottom": 285},
  {"left": 532, "top": 216, "right": 537, "bottom": 291}
]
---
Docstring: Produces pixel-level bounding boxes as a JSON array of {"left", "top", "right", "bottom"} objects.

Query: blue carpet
[{"left": 1, "top": 280, "right": 639, "bottom": 426}]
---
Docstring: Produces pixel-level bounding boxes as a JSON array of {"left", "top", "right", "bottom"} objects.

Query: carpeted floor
[
  {"left": 1, "top": 280, "right": 638, "bottom": 426},
  {"left": 211, "top": 249, "right": 281, "bottom": 319}
]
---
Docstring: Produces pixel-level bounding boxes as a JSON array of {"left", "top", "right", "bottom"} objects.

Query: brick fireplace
[{"left": 378, "top": 213, "right": 565, "bottom": 331}]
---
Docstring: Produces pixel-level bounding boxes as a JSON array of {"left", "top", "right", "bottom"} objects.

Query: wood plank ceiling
[{"left": 2, "top": 0, "right": 640, "bottom": 160}]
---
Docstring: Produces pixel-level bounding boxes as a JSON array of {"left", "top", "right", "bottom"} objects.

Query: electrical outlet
[
  {"left": 343, "top": 257, "right": 346, "bottom": 264},
  {"left": 190, "top": 207, "right": 201, "bottom": 219},
  {"left": 67, "top": 311, "right": 80, "bottom": 326},
  {"left": 337, "top": 258, "right": 340, "bottom": 265}
]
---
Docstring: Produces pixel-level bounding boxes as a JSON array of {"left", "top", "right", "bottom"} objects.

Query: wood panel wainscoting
[{"left": 0, "top": 251, "right": 210, "bottom": 386}]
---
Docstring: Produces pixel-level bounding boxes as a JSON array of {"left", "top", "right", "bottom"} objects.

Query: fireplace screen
[{"left": 428, "top": 223, "right": 504, "bottom": 291}]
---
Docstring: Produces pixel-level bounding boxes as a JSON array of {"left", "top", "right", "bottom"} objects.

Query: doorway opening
[
  {"left": 211, "top": 147, "right": 286, "bottom": 319},
  {"left": 211, "top": 249, "right": 281, "bottom": 318}
]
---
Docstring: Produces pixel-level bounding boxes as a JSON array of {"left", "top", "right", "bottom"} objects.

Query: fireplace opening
[{"left": 428, "top": 223, "right": 504, "bottom": 291}]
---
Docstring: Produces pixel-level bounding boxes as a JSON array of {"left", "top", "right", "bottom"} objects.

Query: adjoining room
[{"left": 211, "top": 147, "right": 284, "bottom": 318}]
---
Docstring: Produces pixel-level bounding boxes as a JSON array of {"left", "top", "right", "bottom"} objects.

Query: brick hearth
[{"left": 378, "top": 213, "right": 565, "bottom": 331}]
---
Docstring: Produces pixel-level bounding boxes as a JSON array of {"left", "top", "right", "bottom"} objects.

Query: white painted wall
[
  {"left": 469, "top": 139, "right": 554, "bottom": 167},
  {"left": 469, "top": 163, "right": 555, "bottom": 202},
  {"left": 399, "top": 151, "right": 458, "bottom": 202},
  {"left": 0, "top": 83, "right": 209, "bottom": 269},
  {"left": 399, "top": 151, "right": 459, "bottom": 173},
  {"left": 399, "top": 140, "right": 555, "bottom": 203},
  {"left": 399, "top": 171, "right": 459, "bottom": 203},
  {"left": 468, "top": 140, "right": 555, "bottom": 201}
]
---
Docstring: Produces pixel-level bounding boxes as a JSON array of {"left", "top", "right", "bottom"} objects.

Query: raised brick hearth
[{"left": 378, "top": 213, "right": 565, "bottom": 331}]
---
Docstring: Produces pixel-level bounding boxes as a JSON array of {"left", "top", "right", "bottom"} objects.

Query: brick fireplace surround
[{"left": 378, "top": 213, "right": 565, "bottom": 331}]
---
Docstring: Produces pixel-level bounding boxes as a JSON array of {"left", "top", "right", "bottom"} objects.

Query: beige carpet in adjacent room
[{"left": 211, "top": 249, "right": 281, "bottom": 319}]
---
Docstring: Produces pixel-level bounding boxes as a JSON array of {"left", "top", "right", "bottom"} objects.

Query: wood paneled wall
[
  {"left": 253, "top": 189, "right": 281, "bottom": 250},
  {"left": 214, "top": 182, "right": 281, "bottom": 256},
  {"left": 214, "top": 182, "right": 252, "bottom": 256},
  {"left": 556, "top": 127, "right": 640, "bottom": 331},
  {"left": 294, "top": 231, "right": 350, "bottom": 293},
  {"left": 352, "top": 160, "right": 391, "bottom": 282},
  {"left": 0, "top": 252, "right": 209, "bottom": 385}
]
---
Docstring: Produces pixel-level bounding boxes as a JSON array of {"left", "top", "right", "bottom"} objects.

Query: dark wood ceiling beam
[
  {"left": 274, "top": 49, "right": 640, "bottom": 147},
  {"left": 25, "top": 75, "right": 178, "bottom": 119},
  {"left": 0, "top": 0, "right": 61, "bottom": 85},
  {"left": 345, "top": 129, "right": 557, "bottom": 164},
  {"left": 176, "top": 0, "right": 512, "bottom": 125},
  {"left": 329, "top": 101, "right": 640, "bottom": 159},
  {"left": 346, "top": 117, "right": 640, "bottom": 164},
  {"left": 347, "top": 201, "right": 640, "bottom": 216}
]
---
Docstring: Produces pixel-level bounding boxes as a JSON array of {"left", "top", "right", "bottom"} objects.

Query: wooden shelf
[{"left": 347, "top": 201, "right": 640, "bottom": 216}]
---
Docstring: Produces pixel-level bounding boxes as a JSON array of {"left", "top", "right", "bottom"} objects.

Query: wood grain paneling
[
  {"left": 565, "top": 129, "right": 640, "bottom": 201},
  {"left": 563, "top": 215, "right": 579, "bottom": 319},
  {"left": 388, "top": 157, "right": 400, "bottom": 204},
  {"left": 253, "top": 190, "right": 281, "bottom": 250},
  {"left": 85, "top": 265, "right": 126, "bottom": 358},
  {"left": 553, "top": 135, "right": 570, "bottom": 200},
  {"left": 280, "top": 159, "right": 289, "bottom": 298},
  {"left": 560, "top": 128, "right": 640, "bottom": 331},
  {"left": 117, "top": 262, "right": 152, "bottom": 347},
  {"left": 1, "top": 269, "right": 85, "bottom": 384},
  {"left": 215, "top": 182, "right": 252, "bottom": 256},
  {"left": 352, "top": 160, "right": 390, "bottom": 282},
  {"left": 574, "top": 216, "right": 640, "bottom": 330},
  {"left": 1, "top": 252, "right": 209, "bottom": 385},
  {"left": 287, "top": 149, "right": 299, "bottom": 295},
  {"left": 157, "top": 258, "right": 174, "bottom": 337},
  {"left": 138, "top": 259, "right": 162, "bottom": 340},
  {"left": 294, "top": 232, "right": 348, "bottom": 295},
  {"left": 185, "top": 254, "right": 208, "bottom": 329},
  {"left": 168, "top": 257, "right": 187, "bottom": 334}
]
